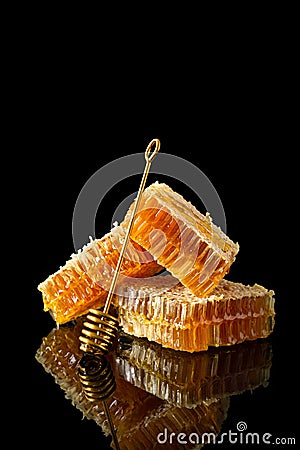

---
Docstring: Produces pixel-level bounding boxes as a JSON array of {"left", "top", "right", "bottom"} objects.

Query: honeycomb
[
  {"left": 124, "top": 182, "right": 239, "bottom": 297},
  {"left": 117, "top": 276, "right": 275, "bottom": 352},
  {"left": 38, "top": 223, "right": 163, "bottom": 324}
]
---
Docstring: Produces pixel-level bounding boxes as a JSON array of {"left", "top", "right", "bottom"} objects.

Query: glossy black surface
[{"left": 27, "top": 126, "right": 296, "bottom": 449}]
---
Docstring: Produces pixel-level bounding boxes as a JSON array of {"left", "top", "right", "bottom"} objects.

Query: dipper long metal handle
[
  {"left": 78, "top": 139, "right": 160, "bottom": 450},
  {"left": 103, "top": 138, "right": 160, "bottom": 314}
]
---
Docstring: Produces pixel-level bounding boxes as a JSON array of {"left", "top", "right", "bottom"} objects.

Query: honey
[
  {"left": 38, "top": 223, "right": 163, "bottom": 324},
  {"left": 38, "top": 182, "right": 239, "bottom": 324},
  {"left": 123, "top": 182, "right": 239, "bottom": 297},
  {"left": 36, "top": 146, "right": 276, "bottom": 447},
  {"left": 117, "top": 276, "right": 275, "bottom": 352},
  {"left": 120, "top": 314, "right": 275, "bottom": 352}
]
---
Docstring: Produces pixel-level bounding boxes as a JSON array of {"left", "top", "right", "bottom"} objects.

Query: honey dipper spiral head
[
  {"left": 79, "top": 309, "right": 119, "bottom": 355},
  {"left": 78, "top": 354, "right": 116, "bottom": 402}
]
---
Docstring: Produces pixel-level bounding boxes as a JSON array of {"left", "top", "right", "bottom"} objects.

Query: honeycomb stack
[{"left": 38, "top": 181, "right": 275, "bottom": 351}]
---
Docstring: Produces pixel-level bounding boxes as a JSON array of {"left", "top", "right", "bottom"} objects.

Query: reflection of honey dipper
[
  {"left": 35, "top": 319, "right": 230, "bottom": 449},
  {"left": 77, "top": 139, "right": 161, "bottom": 449}
]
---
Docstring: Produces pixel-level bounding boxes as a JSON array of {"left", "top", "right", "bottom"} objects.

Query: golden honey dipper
[{"left": 77, "top": 138, "right": 160, "bottom": 449}]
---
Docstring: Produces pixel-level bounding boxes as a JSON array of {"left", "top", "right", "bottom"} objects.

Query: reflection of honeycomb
[
  {"left": 124, "top": 182, "right": 239, "bottom": 297},
  {"left": 116, "top": 333, "right": 272, "bottom": 408},
  {"left": 118, "top": 277, "right": 275, "bottom": 352},
  {"left": 36, "top": 320, "right": 229, "bottom": 450}
]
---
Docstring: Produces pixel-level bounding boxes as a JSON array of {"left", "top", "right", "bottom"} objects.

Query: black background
[
  {"left": 14, "top": 30, "right": 296, "bottom": 446},
  {"left": 26, "top": 117, "right": 297, "bottom": 449}
]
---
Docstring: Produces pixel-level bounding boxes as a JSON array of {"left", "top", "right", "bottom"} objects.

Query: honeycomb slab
[
  {"left": 38, "top": 223, "right": 163, "bottom": 324},
  {"left": 117, "top": 275, "right": 275, "bottom": 352},
  {"left": 124, "top": 182, "right": 239, "bottom": 297}
]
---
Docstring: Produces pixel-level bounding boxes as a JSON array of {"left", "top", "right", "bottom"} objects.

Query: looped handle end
[{"left": 145, "top": 138, "right": 160, "bottom": 163}]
